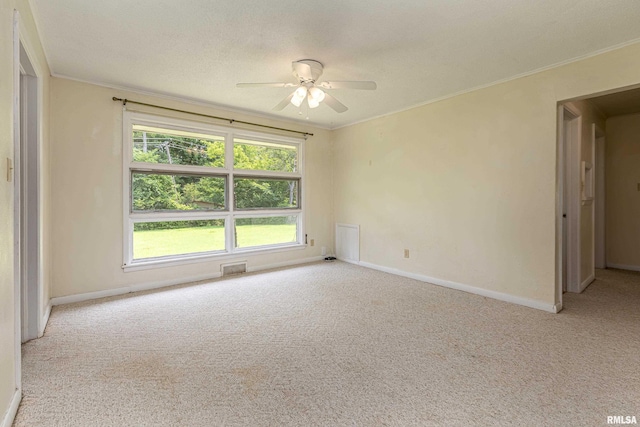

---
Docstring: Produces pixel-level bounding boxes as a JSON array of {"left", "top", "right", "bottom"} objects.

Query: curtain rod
[{"left": 112, "top": 97, "right": 313, "bottom": 138}]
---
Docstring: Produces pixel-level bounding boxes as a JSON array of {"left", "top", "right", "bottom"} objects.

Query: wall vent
[{"left": 221, "top": 262, "right": 247, "bottom": 276}]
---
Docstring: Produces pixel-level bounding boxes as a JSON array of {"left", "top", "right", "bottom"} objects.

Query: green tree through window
[{"left": 126, "top": 116, "right": 303, "bottom": 263}]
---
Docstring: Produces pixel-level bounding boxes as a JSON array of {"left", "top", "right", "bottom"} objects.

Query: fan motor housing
[{"left": 293, "top": 59, "right": 324, "bottom": 82}]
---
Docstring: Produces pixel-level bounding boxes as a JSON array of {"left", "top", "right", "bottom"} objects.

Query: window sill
[{"left": 122, "top": 243, "right": 307, "bottom": 272}]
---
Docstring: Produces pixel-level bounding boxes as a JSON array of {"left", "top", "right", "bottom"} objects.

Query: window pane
[
  {"left": 235, "top": 216, "right": 297, "bottom": 248},
  {"left": 132, "top": 172, "right": 226, "bottom": 211},
  {"left": 234, "top": 138, "right": 297, "bottom": 172},
  {"left": 234, "top": 177, "right": 298, "bottom": 210},
  {"left": 132, "top": 125, "right": 225, "bottom": 168},
  {"left": 133, "top": 220, "right": 225, "bottom": 260}
]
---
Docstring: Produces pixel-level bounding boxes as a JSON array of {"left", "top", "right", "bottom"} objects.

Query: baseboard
[
  {"left": 1, "top": 389, "right": 21, "bottom": 427},
  {"left": 51, "top": 256, "right": 325, "bottom": 306},
  {"left": 356, "top": 260, "right": 557, "bottom": 313},
  {"left": 246, "top": 256, "right": 325, "bottom": 273},
  {"left": 336, "top": 258, "right": 360, "bottom": 266},
  {"left": 579, "top": 274, "right": 595, "bottom": 293},
  {"left": 606, "top": 263, "right": 640, "bottom": 272},
  {"left": 39, "top": 302, "right": 51, "bottom": 337},
  {"left": 51, "top": 271, "right": 223, "bottom": 306}
]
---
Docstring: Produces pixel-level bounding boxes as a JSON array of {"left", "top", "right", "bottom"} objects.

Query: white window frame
[{"left": 122, "top": 111, "right": 305, "bottom": 271}]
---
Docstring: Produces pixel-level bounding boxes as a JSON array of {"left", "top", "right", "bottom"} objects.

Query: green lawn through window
[{"left": 133, "top": 223, "right": 297, "bottom": 260}]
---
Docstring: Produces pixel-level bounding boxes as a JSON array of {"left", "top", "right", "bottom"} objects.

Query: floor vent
[{"left": 221, "top": 262, "right": 247, "bottom": 276}]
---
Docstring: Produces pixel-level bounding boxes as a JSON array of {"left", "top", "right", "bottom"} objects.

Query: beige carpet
[{"left": 14, "top": 262, "right": 640, "bottom": 426}]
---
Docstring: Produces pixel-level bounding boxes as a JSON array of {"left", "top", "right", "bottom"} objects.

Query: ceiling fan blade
[
  {"left": 318, "top": 81, "right": 377, "bottom": 90},
  {"left": 273, "top": 93, "right": 295, "bottom": 111},
  {"left": 292, "top": 62, "right": 313, "bottom": 81},
  {"left": 323, "top": 92, "right": 348, "bottom": 113},
  {"left": 237, "top": 82, "right": 297, "bottom": 88}
]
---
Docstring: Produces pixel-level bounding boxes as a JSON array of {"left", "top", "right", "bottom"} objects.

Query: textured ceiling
[{"left": 31, "top": 0, "right": 640, "bottom": 129}]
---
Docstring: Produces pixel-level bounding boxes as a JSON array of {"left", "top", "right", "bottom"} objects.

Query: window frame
[{"left": 122, "top": 111, "right": 305, "bottom": 271}]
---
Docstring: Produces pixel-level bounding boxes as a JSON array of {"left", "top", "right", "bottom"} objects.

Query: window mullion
[
  {"left": 232, "top": 209, "right": 302, "bottom": 217},
  {"left": 232, "top": 169, "right": 301, "bottom": 179},
  {"left": 130, "top": 162, "right": 227, "bottom": 175},
  {"left": 130, "top": 211, "right": 228, "bottom": 221}
]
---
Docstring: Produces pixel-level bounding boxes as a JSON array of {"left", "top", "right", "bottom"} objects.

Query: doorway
[
  {"left": 15, "top": 40, "right": 42, "bottom": 343},
  {"left": 557, "top": 104, "right": 581, "bottom": 306},
  {"left": 558, "top": 85, "right": 640, "bottom": 310}
]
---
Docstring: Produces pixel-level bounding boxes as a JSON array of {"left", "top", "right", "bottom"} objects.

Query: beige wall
[
  {"left": 606, "top": 113, "right": 640, "bottom": 268},
  {"left": 50, "top": 77, "right": 334, "bottom": 298},
  {"left": 333, "top": 42, "right": 640, "bottom": 309},
  {"left": 2, "top": 6, "right": 640, "bottom": 423},
  {"left": 0, "top": 0, "right": 51, "bottom": 422}
]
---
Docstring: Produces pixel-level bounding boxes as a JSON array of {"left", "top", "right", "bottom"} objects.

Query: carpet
[{"left": 14, "top": 262, "right": 640, "bottom": 426}]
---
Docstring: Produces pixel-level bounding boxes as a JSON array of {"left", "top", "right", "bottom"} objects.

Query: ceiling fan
[{"left": 236, "top": 59, "right": 376, "bottom": 113}]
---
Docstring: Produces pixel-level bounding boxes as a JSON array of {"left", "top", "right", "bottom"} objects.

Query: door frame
[
  {"left": 593, "top": 124, "right": 606, "bottom": 269},
  {"left": 12, "top": 8, "right": 46, "bottom": 394},
  {"left": 12, "top": 8, "right": 22, "bottom": 398},
  {"left": 556, "top": 103, "right": 582, "bottom": 307},
  {"left": 19, "top": 43, "right": 41, "bottom": 342}
]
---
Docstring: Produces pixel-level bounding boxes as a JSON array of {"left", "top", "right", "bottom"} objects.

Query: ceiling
[
  {"left": 588, "top": 87, "right": 640, "bottom": 117},
  {"left": 31, "top": 0, "right": 640, "bottom": 129}
]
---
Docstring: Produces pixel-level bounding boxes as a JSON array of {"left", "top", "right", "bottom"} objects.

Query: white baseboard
[
  {"left": 354, "top": 260, "right": 557, "bottom": 313},
  {"left": 51, "top": 256, "right": 325, "bottom": 306},
  {"left": 51, "top": 272, "right": 224, "bottom": 306},
  {"left": 606, "top": 263, "right": 640, "bottom": 272},
  {"left": 579, "top": 274, "right": 595, "bottom": 293},
  {"left": 1, "top": 389, "right": 21, "bottom": 427},
  {"left": 246, "top": 256, "right": 325, "bottom": 273},
  {"left": 337, "top": 258, "right": 360, "bottom": 266},
  {"left": 39, "top": 302, "right": 51, "bottom": 337}
]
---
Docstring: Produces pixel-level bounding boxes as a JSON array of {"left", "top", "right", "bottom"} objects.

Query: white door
[{"left": 558, "top": 104, "right": 581, "bottom": 297}]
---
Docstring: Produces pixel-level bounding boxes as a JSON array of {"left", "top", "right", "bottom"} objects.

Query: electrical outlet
[
  {"left": 404, "top": 249, "right": 410, "bottom": 258},
  {"left": 321, "top": 246, "right": 327, "bottom": 256},
  {"left": 310, "top": 239, "right": 315, "bottom": 246}
]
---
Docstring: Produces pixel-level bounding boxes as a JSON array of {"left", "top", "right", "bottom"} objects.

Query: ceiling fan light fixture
[
  {"left": 294, "top": 86, "right": 308, "bottom": 98},
  {"left": 307, "top": 94, "right": 320, "bottom": 109},
  {"left": 308, "top": 87, "right": 326, "bottom": 103},
  {"left": 291, "top": 94, "right": 304, "bottom": 107},
  {"left": 291, "top": 86, "right": 308, "bottom": 107}
]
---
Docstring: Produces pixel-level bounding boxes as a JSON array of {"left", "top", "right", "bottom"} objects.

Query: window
[{"left": 123, "top": 112, "right": 304, "bottom": 269}]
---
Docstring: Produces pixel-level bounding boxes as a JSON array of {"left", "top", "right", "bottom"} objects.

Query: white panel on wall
[{"left": 336, "top": 223, "right": 359, "bottom": 262}]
